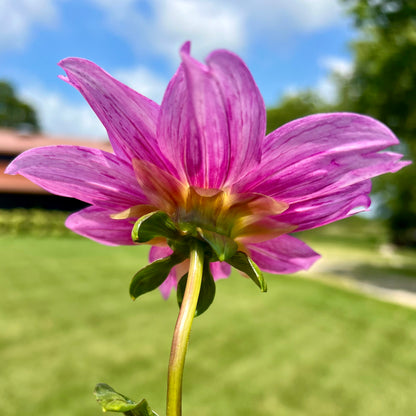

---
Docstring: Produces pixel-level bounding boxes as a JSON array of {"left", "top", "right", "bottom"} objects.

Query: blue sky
[{"left": 0, "top": 0, "right": 355, "bottom": 140}]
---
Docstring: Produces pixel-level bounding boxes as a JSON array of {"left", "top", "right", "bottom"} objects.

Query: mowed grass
[{"left": 1, "top": 223, "right": 416, "bottom": 416}]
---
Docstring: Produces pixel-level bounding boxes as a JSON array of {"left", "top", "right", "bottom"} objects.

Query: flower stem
[{"left": 166, "top": 243, "right": 204, "bottom": 416}]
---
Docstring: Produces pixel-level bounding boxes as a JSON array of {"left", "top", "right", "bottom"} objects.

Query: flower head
[{"left": 6, "top": 42, "right": 409, "bottom": 303}]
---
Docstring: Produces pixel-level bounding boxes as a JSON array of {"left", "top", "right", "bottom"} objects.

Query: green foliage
[
  {"left": 131, "top": 211, "right": 180, "bottom": 243},
  {"left": 0, "top": 81, "right": 39, "bottom": 131},
  {"left": 266, "top": 91, "right": 331, "bottom": 133},
  {"left": 374, "top": 156, "right": 416, "bottom": 245},
  {"left": 129, "top": 253, "right": 185, "bottom": 300},
  {"left": 197, "top": 228, "right": 238, "bottom": 261},
  {"left": 129, "top": 210, "right": 266, "bottom": 314},
  {"left": 227, "top": 251, "right": 267, "bottom": 292},
  {"left": 94, "top": 384, "right": 158, "bottom": 415},
  {"left": 0, "top": 209, "right": 73, "bottom": 237},
  {"left": 338, "top": 1, "right": 416, "bottom": 139},
  {"left": 341, "top": 0, "right": 416, "bottom": 36},
  {"left": 266, "top": 1, "right": 415, "bottom": 245},
  {"left": 338, "top": 0, "right": 416, "bottom": 245}
]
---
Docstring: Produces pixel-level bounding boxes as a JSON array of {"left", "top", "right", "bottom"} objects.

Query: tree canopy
[
  {"left": 0, "top": 81, "right": 39, "bottom": 132},
  {"left": 339, "top": 0, "right": 416, "bottom": 245},
  {"left": 266, "top": 91, "right": 330, "bottom": 134},
  {"left": 266, "top": 0, "right": 416, "bottom": 245}
]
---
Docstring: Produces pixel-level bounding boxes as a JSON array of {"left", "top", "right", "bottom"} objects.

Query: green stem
[{"left": 166, "top": 243, "right": 204, "bottom": 416}]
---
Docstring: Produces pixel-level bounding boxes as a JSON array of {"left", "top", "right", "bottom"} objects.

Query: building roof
[
  {"left": 0, "top": 128, "right": 112, "bottom": 195},
  {"left": 0, "top": 128, "right": 112, "bottom": 155}
]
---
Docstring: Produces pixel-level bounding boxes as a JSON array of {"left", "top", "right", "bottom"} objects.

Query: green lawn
[{"left": 1, "top": 220, "right": 416, "bottom": 416}]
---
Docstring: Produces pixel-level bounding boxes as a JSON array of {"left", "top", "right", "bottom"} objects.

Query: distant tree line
[{"left": 0, "top": 81, "right": 39, "bottom": 132}]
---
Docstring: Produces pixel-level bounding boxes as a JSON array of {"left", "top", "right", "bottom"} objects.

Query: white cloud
[
  {"left": 19, "top": 85, "right": 107, "bottom": 140},
  {"left": 316, "top": 56, "right": 353, "bottom": 103},
  {"left": 18, "top": 61, "right": 168, "bottom": 139},
  {"left": 0, "top": 0, "right": 58, "bottom": 52},
  {"left": 254, "top": 0, "right": 345, "bottom": 32},
  {"left": 153, "top": 0, "right": 246, "bottom": 60},
  {"left": 316, "top": 77, "right": 338, "bottom": 103},
  {"left": 281, "top": 84, "right": 304, "bottom": 98},
  {"left": 89, "top": 0, "right": 245, "bottom": 63},
  {"left": 88, "top": 0, "right": 346, "bottom": 64},
  {"left": 319, "top": 56, "right": 353, "bottom": 77},
  {"left": 114, "top": 66, "right": 168, "bottom": 104}
]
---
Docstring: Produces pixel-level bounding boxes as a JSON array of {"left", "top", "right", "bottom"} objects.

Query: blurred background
[{"left": 1, "top": 1, "right": 416, "bottom": 415}]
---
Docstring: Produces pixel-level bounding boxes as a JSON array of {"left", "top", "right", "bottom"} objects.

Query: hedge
[{"left": 0, "top": 209, "right": 76, "bottom": 237}]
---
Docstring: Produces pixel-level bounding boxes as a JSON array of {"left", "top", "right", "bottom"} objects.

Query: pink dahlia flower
[{"left": 6, "top": 42, "right": 409, "bottom": 299}]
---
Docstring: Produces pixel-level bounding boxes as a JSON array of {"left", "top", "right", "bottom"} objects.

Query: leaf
[
  {"left": 94, "top": 383, "right": 137, "bottom": 413},
  {"left": 93, "top": 383, "right": 159, "bottom": 415},
  {"left": 227, "top": 251, "right": 267, "bottom": 292},
  {"left": 196, "top": 228, "right": 238, "bottom": 261},
  {"left": 130, "top": 253, "right": 185, "bottom": 300},
  {"left": 196, "top": 262, "right": 216, "bottom": 315},
  {"left": 177, "top": 261, "right": 216, "bottom": 316},
  {"left": 131, "top": 400, "right": 159, "bottom": 416},
  {"left": 176, "top": 273, "right": 187, "bottom": 307},
  {"left": 131, "top": 211, "right": 179, "bottom": 243}
]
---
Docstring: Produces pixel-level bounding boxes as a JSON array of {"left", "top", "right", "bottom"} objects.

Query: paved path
[{"left": 303, "top": 255, "right": 416, "bottom": 310}]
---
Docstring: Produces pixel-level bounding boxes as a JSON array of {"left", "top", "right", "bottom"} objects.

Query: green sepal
[
  {"left": 227, "top": 251, "right": 267, "bottom": 292},
  {"left": 177, "top": 261, "right": 216, "bottom": 316},
  {"left": 196, "top": 228, "right": 238, "bottom": 261},
  {"left": 93, "top": 383, "right": 159, "bottom": 415},
  {"left": 130, "top": 253, "right": 185, "bottom": 300},
  {"left": 177, "top": 221, "right": 198, "bottom": 237},
  {"left": 131, "top": 211, "right": 179, "bottom": 243}
]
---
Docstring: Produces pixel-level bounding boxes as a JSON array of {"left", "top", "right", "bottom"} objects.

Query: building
[{"left": 0, "top": 128, "right": 112, "bottom": 210}]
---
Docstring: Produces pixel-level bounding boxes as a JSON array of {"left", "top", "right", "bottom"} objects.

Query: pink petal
[
  {"left": 6, "top": 146, "right": 147, "bottom": 210},
  {"left": 149, "top": 245, "right": 174, "bottom": 262},
  {"left": 158, "top": 273, "right": 178, "bottom": 300},
  {"left": 232, "top": 216, "right": 296, "bottom": 245},
  {"left": 277, "top": 180, "right": 372, "bottom": 232},
  {"left": 237, "top": 113, "right": 409, "bottom": 202},
  {"left": 65, "top": 206, "right": 134, "bottom": 245},
  {"left": 158, "top": 47, "right": 229, "bottom": 188},
  {"left": 205, "top": 48, "right": 265, "bottom": 185},
  {"left": 210, "top": 261, "right": 231, "bottom": 280},
  {"left": 247, "top": 234, "right": 321, "bottom": 274},
  {"left": 58, "top": 58, "right": 174, "bottom": 172},
  {"left": 149, "top": 246, "right": 177, "bottom": 299},
  {"left": 132, "top": 159, "right": 186, "bottom": 215},
  {"left": 158, "top": 42, "right": 265, "bottom": 188}
]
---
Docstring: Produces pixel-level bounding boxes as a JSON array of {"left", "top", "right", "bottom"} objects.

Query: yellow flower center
[{"left": 113, "top": 159, "right": 297, "bottom": 247}]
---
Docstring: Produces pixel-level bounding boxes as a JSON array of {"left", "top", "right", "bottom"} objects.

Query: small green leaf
[
  {"left": 177, "top": 261, "right": 216, "bottom": 316},
  {"left": 177, "top": 221, "right": 198, "bottom": 236},
  {"left": 94, "top": 383, "right": 137, "bottom": 413},
  {"left": 227, "top": 251, "right": 267, "bottom": 292},
  {"left": 131, "top": 211, "right": 179, "bottom": 243},
  {"left": 130, "top": 253, "right": 185, "bottom": 300},
  {"left": 196, "top": 228, "right": 238, "bottom": 261},
  {"left": 94, "top": 384, "right": 159, "bottom": 415},
  {"left": 176, "top": 273, "right": 187, "bottom": 307},
  {"left": 129, "top": 399, "right": 159, "bottom": 416},
  {"left": 197, "top": 262, "right": 216, "bottom": 315}
]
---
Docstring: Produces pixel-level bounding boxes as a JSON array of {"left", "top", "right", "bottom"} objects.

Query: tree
[
  {"left": 338, "top": 0, "right": 416, "bottom": 245},
  {"left": 266, "top": 91, "right": 331, "bottom": 134},
  {"left": 0, "top": 81, "right": 39, "bottom": 132}
]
